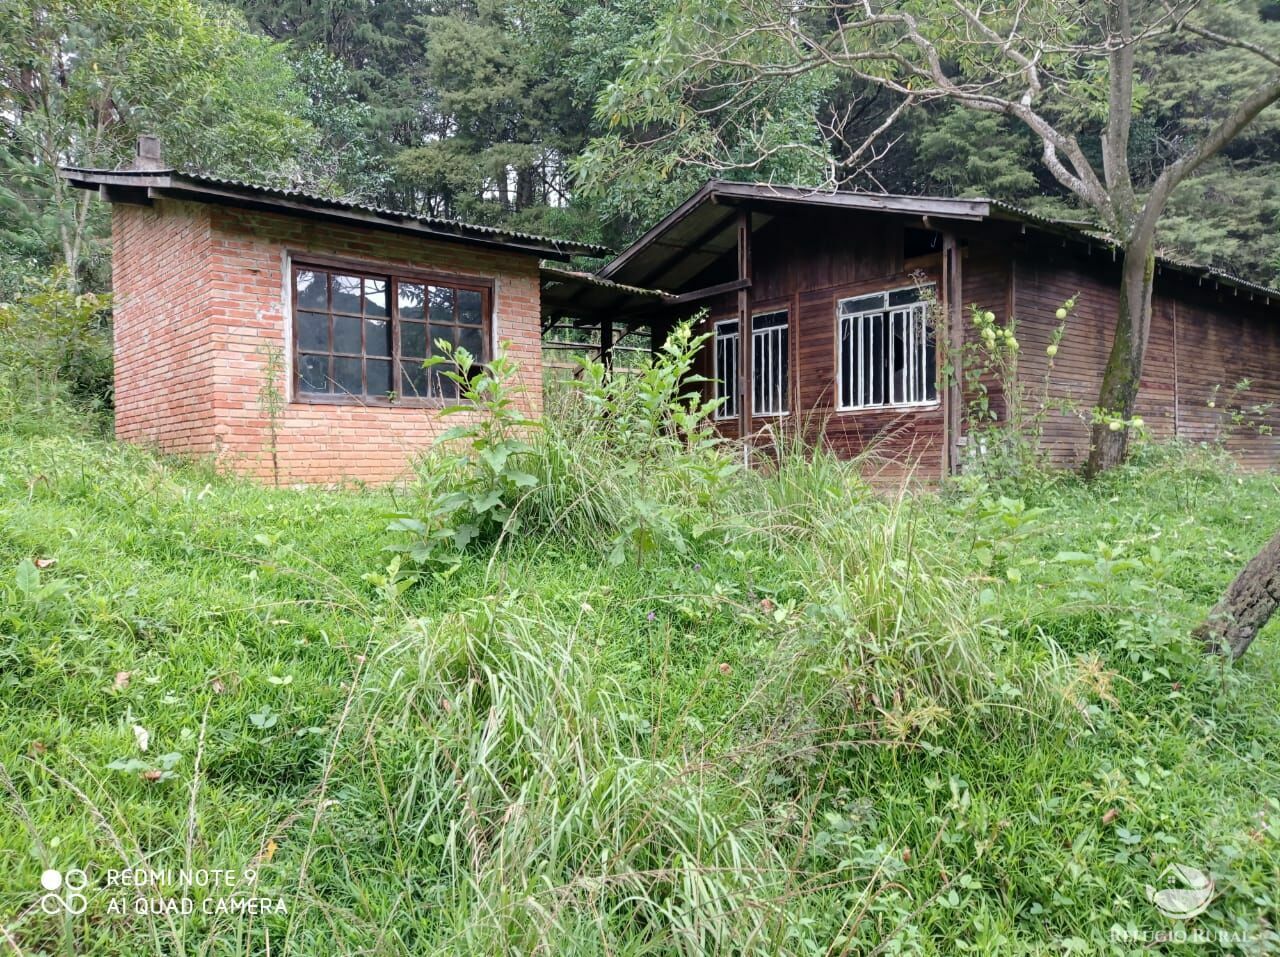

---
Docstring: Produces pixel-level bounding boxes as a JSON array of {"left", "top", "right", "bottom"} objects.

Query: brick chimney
[{"left": 133, "top": 135, "right": 164, "bottom": 171}]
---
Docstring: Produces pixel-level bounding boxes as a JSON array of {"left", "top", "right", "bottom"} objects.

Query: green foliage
[
  {"left": 565, "top": 323, "right": 737, "bottom": 565},
  {"left": 0, "top": 0, "right": 319, "bottom": 286},
  {"left": 3, "top": 391, "right": 1280, "bottom": 953},
  {"left": 289, "top": 48, "right": 392, "bottom": 202},
  {"left": 575, "top": 1, "right": 833, "bottom": 227},
  {"left": 1204, "top": 378, "right": 1276, "bottom": 443},
  {"left": 916, "top": 108, "right": 1041, "bottom": 198},
  {"left": 388, "top": 341, "right": 541, "bottom": 568},
  {"left": 578, "top": 0, "right": 1280, "bottom": 290},
  {"left": 950, "top": 296, "right": 1099, "bottom": 483},
  {"left": 0, "top": 268, "right": 112, "bottom": 410}
]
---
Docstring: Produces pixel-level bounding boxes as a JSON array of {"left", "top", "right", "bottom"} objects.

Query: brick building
[{"left": 62, "top": 149, "right": 600, "bottom": 485}]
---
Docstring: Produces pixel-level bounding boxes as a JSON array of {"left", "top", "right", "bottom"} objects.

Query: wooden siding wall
[
  {"left": 685, "top": 212, "right": 1280, "bottom": 480},
  {"left": 1010, "top": 238, "right": 1280, "bottom": 469},
  {"left": 692, "top": 211, "right": 956, "bottom": 481}
]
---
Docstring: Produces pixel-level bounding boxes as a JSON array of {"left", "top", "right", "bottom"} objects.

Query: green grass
[{"left": 1, "top": 405, "right": 1279, "bottom": 955}]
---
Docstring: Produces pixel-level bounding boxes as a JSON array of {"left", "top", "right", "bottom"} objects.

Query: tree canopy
[{"left": 2, "top": 0, "right": 1278, "bottom": 293}]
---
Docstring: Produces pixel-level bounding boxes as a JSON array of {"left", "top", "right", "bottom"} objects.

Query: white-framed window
[
  {"left": 837, "top": 286, "right": 937, "bottom": 410},
  {"left": 714, "top": 310, "right": 790, "bottom": 420}
]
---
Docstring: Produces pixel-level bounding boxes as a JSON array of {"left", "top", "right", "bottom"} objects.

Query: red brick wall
[
  {"left": 111, "top": 201, "right": 218, "bottom": 454},
  {"left": 110, "top": 198, "right": 544, "bottom": 485}
]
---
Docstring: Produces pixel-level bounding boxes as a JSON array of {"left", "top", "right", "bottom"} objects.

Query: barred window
[
  {"left": 714, "top": 310, "right": 789, "bottom": 420},
  {"left": 293, "top": 261, "right": 490, "bottom": 404},
  {"left": 837, "top": 287, "right": 936, "bottom": 410}
]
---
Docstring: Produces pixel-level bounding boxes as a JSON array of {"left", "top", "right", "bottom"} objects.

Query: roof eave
[
  {"left": 598, "top": 179, "right": 994, "bottom": 282},
  {"left": 59, "top": 167, "right": 605, "bottom": 261}
]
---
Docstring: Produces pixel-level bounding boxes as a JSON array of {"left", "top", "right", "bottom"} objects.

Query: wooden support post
[
  {"left": 600, "top": 317, "right": 613, "bottom": 371},
  {"left": 942, "top": 232, "right": 964, "bottom": 477},
  {"left": 737, "top": 208, "right": 753, "bottom": 448}
]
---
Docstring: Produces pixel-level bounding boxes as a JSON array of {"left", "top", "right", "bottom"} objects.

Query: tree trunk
[
  {"left": 1195, "top": 527, "right": 1280, "bottom": 660},
  {"left": 1084, "top": 238, "right": 1155, "bottom": 478}
]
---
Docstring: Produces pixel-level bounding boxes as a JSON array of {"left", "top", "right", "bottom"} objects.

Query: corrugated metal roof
[
  {"left": 942, "top": 196, "right": 1279, "bottom": 301},
  {"left": 541, "top": 266, "right": 671, "bottom": 298},
  {"left": 60, "top": 166, "right": 609, "bottom": 259}
]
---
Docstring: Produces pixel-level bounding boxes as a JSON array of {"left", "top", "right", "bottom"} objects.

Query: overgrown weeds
[{"left": 4, "top": 345, "right": 1280, "bottom": 953}]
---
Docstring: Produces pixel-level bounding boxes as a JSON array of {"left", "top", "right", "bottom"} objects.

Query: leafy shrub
[
  {"left": 527, "top": 322, "right": 739, "bottom": 564},
  {"left": 392, "top": 323, "right": 740, "bottom": 569},
  {"left": 950, "top": 298, "right": 1082, "bottom": 484},
  {"left": 388, "top": 341, "right": 541, "bottom": 568},
  {"left": 0, "top": 268, "right": 113, "bottom": 412}
]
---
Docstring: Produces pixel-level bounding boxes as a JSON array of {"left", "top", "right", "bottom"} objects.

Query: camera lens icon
[{"left": 39, "top": 868, "right": 88, "bottom": 915}]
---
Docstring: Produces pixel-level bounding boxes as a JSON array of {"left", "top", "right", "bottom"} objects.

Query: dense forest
[{"left": 3, "top": 0, "right": 1279, "bottom": 300}]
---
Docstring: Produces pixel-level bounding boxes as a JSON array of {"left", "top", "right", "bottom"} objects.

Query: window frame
[
  {"left": 834, "top": 284, "right": 938, "bottom": 413},
  {"left": 712, "top": 307, "right": 791, "bottom": 421},
  {"left": 288, "top": 253, "right": 493, "bottom": 408}
]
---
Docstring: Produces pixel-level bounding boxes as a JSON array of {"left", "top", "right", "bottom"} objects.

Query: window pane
[
  {"left": 889, "top": 286, "right": 927, "bottom": 308},
  {"left": 332, "top": 274, "right": 362, "bottom": 313},
  {"left": 780, "top": 329, "right": 790, "bottom": 412},
  {"left": 367, "top": 359, "right": 392, "bottom": 396},
  {"left": 398, "top": 282, "right": 425, "bottom": 320},
  {"left": 891, "top": 310, "right": 906, "bottom": 404},
  {"left": 714, "top": 328, "right": 738, "bottom": 420},
  {"left": 752, "top": 323, "right": 788, "bottom": 415},
  {"left": 434, "top": 371, "right": 457, "bottom": 400},
  {"left": 841, "top": 293, "right": 884, "bottom": 316},
  {"left": 333, "top": 356, "right": 362, "bottom": 395},
  {"left": 924, "top": 313, "right": 938, "bottom": 401},
  {"left": 840, "top": 319, "right": 854, "bottom": 408},
  {"left": 401, "top": 320, "right": 427, "bottom": 358},
  {"left": 366, "top": 318, "right": 391, "bottom": 357},
  {"left": 298, "top": 311, "right": 329, "bottom": 351},
  {"left": 295, "top": 270, "right": 327, "bottom": 310},
  {"left": 752, "top": 310, "right": 787, "bottom": 330},
  {"left": 868, "top": 316, "right": 884, "bottom": 406},
  {"left": 364, "top": 279, "right": 388, "bottom": 317},
  {"left": 458, "top": 325, "right": 484, "bottom": 361},
  {"left": 430, "top": 324, "right": 456, "bottom": 355},
  {"left": 458, "top": 289, "right": 483, "bottom": 326},
  {"left": 401, "top": 362, "right": 429, "bottom": 398},
  {"left": 428, "top": 286, "right": 454, "bottom": 324},
  {"left": 298, "top": 354, "right": 329, "bottom": 393},
  {"left": 333, "top": 315, "right": 361, "bottom": 354}
]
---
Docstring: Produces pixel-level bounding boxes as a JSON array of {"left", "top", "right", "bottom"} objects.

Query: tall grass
[
  {"left": 345, "top": 599, "right": 810, "bottom": 955},
  {"left": 353, "top": 341, "right": 1092, "bottom": 952},
  {"left": 7, "top": 344, "right": 1280, "bottom": 954}
]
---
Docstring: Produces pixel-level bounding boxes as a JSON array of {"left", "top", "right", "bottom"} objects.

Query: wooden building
[{"left": 550, "top": 181, "right": 1280, "bottom": 479}]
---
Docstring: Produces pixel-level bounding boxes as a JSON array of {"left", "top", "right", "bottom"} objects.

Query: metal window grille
[
  {"left": 752, "top": 311, "right": 789, "bottom": 416},
  {"left": 714, "top": 319, "right": 740, "bottom": 420},
  {"left": 715, "top": 311, "right": 789, "bottom": 420},
  {"left": 837, "top": 288, "right": 937, "bottom": 410}
]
